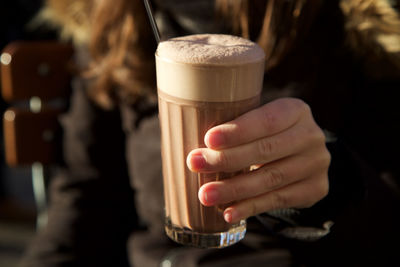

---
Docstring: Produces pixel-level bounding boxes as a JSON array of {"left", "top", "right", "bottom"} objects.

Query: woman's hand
[{"left": 186, "top": 98, "right": 331, "bottom": 224}]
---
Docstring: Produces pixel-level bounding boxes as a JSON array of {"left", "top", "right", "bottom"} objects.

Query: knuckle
[
  {"left": 257, "top": 138, "right": 277, "bottom": 158},
  {"left": 305, "top": 125, "right": 325, "bottom": 145},
  {"left": 231, "top": 124, "right": 244, "bottom": 144},
  {"left": 321, "top": 148, "right": 332, "bottom": 167},
  {"left": 261, "top": 167, "right": 284, "bottom": 189},
  {"left": 270, "top": 192, "right": 288, "bottom": 210},
  {"left": 261, "top": 106, "right": 277, "bottom": 132},
  {"left": 294, "top": 98, "right": 311, "bottom": 115},
  {"left": 305, "top": 177, "right": 330, "bottom": 208},
  {"left": 285, "top": 98, "right": 310, "bottom": 115},
  {"left": 230, "top": 183, "right": 242, "bottom": 201},
  {"left": 216, "top": 150, "right": 229, "bottom": 169},
  {"left": 314, "top": 148, "right": 331, "bottom": 169},
  {"left": 250, "top": 201, "right": 260, "bottom": 216},
  {"left": 314, "top": 128, "right": 326, "bottom": 144},
  {"left": 318, "top": 176, "right": 330, "bottom": 199},
  {"left": 308, "top": 176, "right": 329, "bottom": 206},
  {"left": 301, "top": 101, "right": 312, "bottom": 115}
]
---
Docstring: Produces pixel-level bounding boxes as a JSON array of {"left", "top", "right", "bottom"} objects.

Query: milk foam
[
  {"left": 156, "top": 34, "right": 265, "bottom": 102},
  {"left": 156, "top": 34, "right": 265, "bottom": 65}
]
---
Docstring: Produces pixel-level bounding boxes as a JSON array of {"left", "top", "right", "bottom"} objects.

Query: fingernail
[
  {"left": 224, "top": 208, "right": 239, "bottom": 223},
  {"left": 188, "top": 154, "right": 206, "bottom": 171},
  {"left": 205, "top": 131, "right": 225, "bottom": 148},
  {"left": 204, "top": 189, "right": 218, "bottom": 205},
  {"left": 224, "top": 210, "right": 233, "bottom": 223}
]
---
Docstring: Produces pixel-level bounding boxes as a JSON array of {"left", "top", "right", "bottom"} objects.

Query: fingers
[
  {"left": 186, "top": 97, "right": 331, "bottom": 223},
  {"left": 224, "top": 173, "right": 329, "bottom": 224},
  {"left": 204, "top": 98, "right": 309, "bottom": 149},
  {"left": 187, "top": 116, "right": 325, "bottom": 173},
  {"left": 198, "top": 149, "right": 330, "bottom": 207}
]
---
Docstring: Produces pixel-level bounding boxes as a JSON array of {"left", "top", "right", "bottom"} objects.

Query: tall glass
[{"left": 156, "top": 34, "right": 265, "bottom": 248}]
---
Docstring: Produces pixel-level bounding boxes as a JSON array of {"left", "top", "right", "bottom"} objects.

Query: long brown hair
[
  {"left": 87, "top": 0, "right": 320, "bottom": 108},
  {"left": 39, "top": 0, "right": 400, "bottom": 108},
  {"left": 86, "top": 0, "right": 156, "bottom": 108},
  {"left": 216, "top": 0, "right": 321, "bottom": 70}
]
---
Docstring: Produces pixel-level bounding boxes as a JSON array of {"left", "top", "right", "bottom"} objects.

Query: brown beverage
[{"left": 156, "top": 34, "right": 265, "bottom": 248}]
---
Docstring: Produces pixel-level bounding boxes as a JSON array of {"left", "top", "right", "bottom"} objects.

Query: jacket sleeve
[{"left": 256, "top": 73, "right": 400, "bottom": 265}]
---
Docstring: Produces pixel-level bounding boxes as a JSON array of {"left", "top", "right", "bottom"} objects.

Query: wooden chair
[{"left": 1, "top": 41, "right": 73, "bottom": 228}]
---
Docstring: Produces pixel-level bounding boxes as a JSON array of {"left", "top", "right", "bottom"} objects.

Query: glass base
[{"left": 165, "top": 219, "right": 246, "bottom": 248}]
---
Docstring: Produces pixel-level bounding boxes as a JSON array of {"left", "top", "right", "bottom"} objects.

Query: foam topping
[{"left": 156, "top": 34, "right": 265, "bottom": 65}]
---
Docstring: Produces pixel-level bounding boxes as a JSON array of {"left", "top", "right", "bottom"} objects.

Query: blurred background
[{"left": 0, "top": 0, "right": 58, "bottom": 265}]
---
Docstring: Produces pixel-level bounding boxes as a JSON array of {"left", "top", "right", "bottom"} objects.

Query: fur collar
[
  {"left": 35, "top": 0, "right": 400, "bottom": 76},
  {"left": 32, "top": 0, "right": 92, "bottom": 45},
  {"left": 341, "top": 0, "right": 400, "bottom": 78}
]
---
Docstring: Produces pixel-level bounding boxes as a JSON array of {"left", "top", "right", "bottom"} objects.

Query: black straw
[{"left": 143, "top": 0, "right": 161, "bottom": 44}]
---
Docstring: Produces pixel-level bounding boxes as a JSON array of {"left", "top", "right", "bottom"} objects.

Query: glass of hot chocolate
[{"left": 156, "top": 34, "right": 265, "bottom": 248}]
